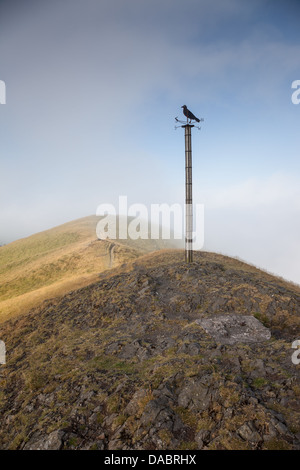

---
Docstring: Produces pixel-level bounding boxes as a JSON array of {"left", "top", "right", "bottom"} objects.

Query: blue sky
[{"left": 1, "top": 0, "right": 300, "bottom": 283}]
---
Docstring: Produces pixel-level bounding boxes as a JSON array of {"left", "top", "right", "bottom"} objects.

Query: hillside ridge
[
  {"left": 0, "top": 250, "right": 299, "bottom": 450},
  {"left": 0, "top": 215, "right": 178, "bottom": 323}
]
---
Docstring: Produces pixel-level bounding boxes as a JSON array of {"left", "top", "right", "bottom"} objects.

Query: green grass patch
[{"left": 251, "top": 377, "right": 268, "bottom": 389}]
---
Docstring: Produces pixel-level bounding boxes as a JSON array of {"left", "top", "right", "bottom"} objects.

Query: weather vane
[
  {"left": 175, "top": 104, "right": 204, "bottom": 130},
  {"left": 175, "top": 105, "right": 204, "bottom": 263}
]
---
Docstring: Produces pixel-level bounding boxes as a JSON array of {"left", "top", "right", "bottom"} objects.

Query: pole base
[{"left": 185, "top": 250, "right": 193, "bottom": 263}]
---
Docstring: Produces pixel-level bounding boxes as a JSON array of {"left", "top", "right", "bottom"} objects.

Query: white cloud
[
  {"left": 196, "top": 173, "right": 300, "bottom": 284},
  {"left": 201, "top": 172, "right": 300, "bottom": 209}
]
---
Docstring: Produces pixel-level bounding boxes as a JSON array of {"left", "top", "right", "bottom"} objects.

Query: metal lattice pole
[
  {"left": 184, "top": 124, "right": 193, "bottom": 263},
  {"left": 175, "top": 107, "right": 203, "bottom": 263}
]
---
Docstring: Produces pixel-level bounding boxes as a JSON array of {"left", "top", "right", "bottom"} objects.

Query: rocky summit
[{"left": 0, "top": 250, "right": 300, "bottom": 450}]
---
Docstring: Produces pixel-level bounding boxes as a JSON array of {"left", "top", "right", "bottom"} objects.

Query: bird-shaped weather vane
[
  {"left": 175, "top": 104, "right": 204, "bottom": 129},
  {"left": 175, "top": 105, "right": 204, "bottom": 263}
]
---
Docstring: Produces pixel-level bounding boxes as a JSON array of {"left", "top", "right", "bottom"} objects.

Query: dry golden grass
[
  {"left": 0, "top": 215, "right": 175, "bottom": 323},
  {"left": 0, "top": 272, "right": 99, "bottom": 323},
  {"left": 1, "top": 214, "right": 298, "bottom": 325}
]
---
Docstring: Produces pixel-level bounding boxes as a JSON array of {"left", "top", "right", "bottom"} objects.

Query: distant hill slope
[
  {"left": 0, "top": 215, "right": 179, "bottom": 322},
  {"left": 0, "top": 250, "right": 299, "bottom": 450}
]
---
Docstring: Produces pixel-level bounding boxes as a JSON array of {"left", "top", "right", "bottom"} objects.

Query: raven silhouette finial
[{"left": 181, "top": 105, "right": 200, "bottom": 123}]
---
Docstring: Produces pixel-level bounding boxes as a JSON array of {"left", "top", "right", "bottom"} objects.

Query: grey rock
[
  {"left": 280, "top": 397, "right": 289, "bottom": 407},
  {"left": 262, "top": 423, "right": 277, "bottom": 441},
  {"left": 248, "top": 397, "right": 259, "bottom": 405},
  {"left": 237, "top": 422, "right": 261, "bottom": 442},
  {"left": 270, "top": 417, "right": 290, "bottom": 436},
  {"left": 274, "top": 421, "right": 289, "bottom": 435},
  {"left": 177, "top": 342, "right": 201, "bottom": 356},
  {"left": 249, "top": 359, "right": 267, "bottom": 379},
  {"left": 140, "top": 398, "right": 176, "bottom": 434},
  {"left": 118, "top": 340, "right": 151, "bottom": 361},
  {"left": 88, "top": 405, "right": 104, "bottom": 427},
  {"left": 154, "top": 382, "right": 175, "bottom": 403},
  {"left": 105, "top": 342, "right": 122, "bottom": 354},
  {"left": 103, "top": 413, "right": 118, "bottom": 427},
  {"left": 23, "top": 429, "right": 65, "bottom": 450},
  {"left": 195, "top": 314, "right": 271, "bottom": 344},
  {"left": 195, "top": 429, "right": 210, "bottom": 449},
  {"left": 177, "top": 378, "right": 212, "bottom": 411},
  {"left": 140, "top": 398, "right": 168, "bottom": 426},
  {"left": 223, "top": 407, "right": 234, "bottom": 419},
  {"left": 125, "top": 389, "right": 148, "bottom": 415},
  {"left": 108, "top": 439, "right": 124, "bottom": 450}
]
